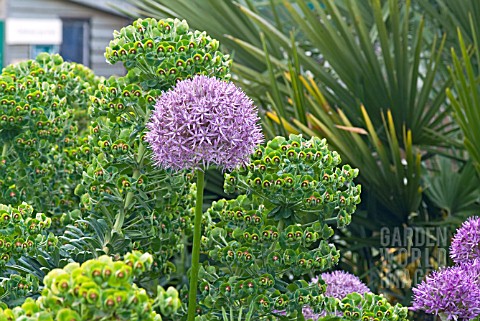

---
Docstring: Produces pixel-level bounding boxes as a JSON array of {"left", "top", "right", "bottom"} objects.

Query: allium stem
[{"left": 187, "top": 169, "right": 205, "bottom": 321}]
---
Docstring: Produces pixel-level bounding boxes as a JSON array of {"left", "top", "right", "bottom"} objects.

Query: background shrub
[{"left": 0, "top": 53, "right": 100, "bottom": 230}]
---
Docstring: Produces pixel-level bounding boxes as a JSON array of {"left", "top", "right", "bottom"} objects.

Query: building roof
[{"left": 66, "top": 0, "right": 135, "bottom": 17}]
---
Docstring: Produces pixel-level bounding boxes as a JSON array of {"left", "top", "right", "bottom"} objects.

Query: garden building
[{"left": 0, "top": 0, "right": 130, "bottom": 76}]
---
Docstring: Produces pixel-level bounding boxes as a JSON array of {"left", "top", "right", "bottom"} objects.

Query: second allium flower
[
  {"left": 146, "top": 75, "right": 263, "bottom": 171},
  {"left": 412, "top": 261, "right": 480, "bottom": 320},
  {"left": 450, "top": 216, "right": 480, "bottom": 263},
  {"left": 315, "top": 271, "right": 371, "bottom": 299}
]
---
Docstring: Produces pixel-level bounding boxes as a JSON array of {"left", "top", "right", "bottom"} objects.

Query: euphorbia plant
[
  {"left": 195, "top": 134, "right": 409, "bottom": 320},
  {"left": 0, "top": 251, "right": 182, "bottom": 320},
  {"left": 0, "top": 53, "right": 99, "bottom": 229},
  {"left": 0, "top": 202, "right": 61, "bottom": 306},
  {"left": 198, "top": 135, "right": 359, "bottom": 320},
  {"left": 105, "top": 18, "right": 231, "bottom": 91},
  {"left": 0, "top": 274, "right": 38, "bottom": 307}
]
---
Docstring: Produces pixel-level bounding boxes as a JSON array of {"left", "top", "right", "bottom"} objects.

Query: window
[
  {"left": 60, "top": 19, "right": 89, "bottom": 66},
  {"left": 30, "top": 45, "right": 59, "bottom": 59}
]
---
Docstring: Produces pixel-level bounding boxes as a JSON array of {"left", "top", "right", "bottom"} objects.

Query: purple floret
[
  {"left": 450, "top": 216, "right": 480, "bottom": 263},
  {"left": 146, "top": 75, "right": 263, "bottom": 171},
  {"left": 412, "top": 261, "right": 480, "bottom": 320}
]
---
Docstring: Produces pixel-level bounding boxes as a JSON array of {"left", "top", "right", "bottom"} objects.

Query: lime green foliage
[
  {"left": 0, "top": 53, "right": 100, "bottom": 227},
  {"left": 0, "top": 203, "right": 60, "bottom": 305},
  {"left": 195, "top": 135, "right": 360, "bottom": 320},
  {"left": 206, "top": 195, "right": 333, "bottom": 272},
  {"left": 39, "top": 252, "right": 157, "bottom": 319},
  {"left": 200, "top": 197, "right": 331, "bottom": 319},
  {"left": 321, "top": 293, "right": 409, "bottom": 321},
  {"left": 225, "top": 135, "right": 361, "bottom": 227},
  {"left": 0, "top": 274, "right": 39, "bottom": 306},
  {"left": 156, "top": 286, "right": 182, "bottom": 318},
  {"left": 0, "top": 252, "right": 182, "bottom": 321},
  {"left": 2, "top": 53, "right": 99, "bottom": 133},
  {"left": 0, "top": 203, "right": 54, "bottom": 267},
  {"left": 105, "top": 18, "right": 231, "bottom": 91}
]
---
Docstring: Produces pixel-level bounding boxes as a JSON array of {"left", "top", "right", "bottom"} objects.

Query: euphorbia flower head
[
  {"left": 146, "top": 75, "right": 263, "bottom": 171},
  {"left": 450, "top": 216, "right": 480, "bottom": 263}
]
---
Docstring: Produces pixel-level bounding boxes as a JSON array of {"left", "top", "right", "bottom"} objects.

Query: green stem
[
  {"left": 113, "top": 142, "right": 145, "bottom": 232},
  {"left": 268, "top": 219, "right": 285, "bottom": 253},
  {"left": 324, "top": 217, "right": 337, "bottom": 225},
  {"left": 2, "top": 142, "right": 8, "bottom": 158},
  {"left": 179, "top": 234, "right": 188, "bottom": 277},
  {"left": 298, "top": 311, "right": 306, "bottom": 321},
  {"left": 277, "top": 219, "right": 285, "bottom": 232},
  {"left": 187, "top": 169, "right": 205, "bottom": 321}
]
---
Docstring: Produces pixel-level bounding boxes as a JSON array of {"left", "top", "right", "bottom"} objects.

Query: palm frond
[
  {"left": 447, "top": 23, "right": 480, "bottom": 175},
  {"left": 423, "top": 157, "right": 480, "bottom": 217}
]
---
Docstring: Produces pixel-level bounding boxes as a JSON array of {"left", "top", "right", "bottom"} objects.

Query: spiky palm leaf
[
  {"left": 419, "top": 0, "right": 480, "bottom": 49},
  {"left": 423, "top": 156, "right": 480, "bottom": 219},
  {"left": 245, "top": 0, "right": 452, "bottom": 143},
  {"left": 448, "top": 24, "right": 480, "bottom": 175}
]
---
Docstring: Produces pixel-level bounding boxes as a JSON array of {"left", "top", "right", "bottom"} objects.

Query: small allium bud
[{"left": 146, "top": 75, "right": 263, "bottom": 171}]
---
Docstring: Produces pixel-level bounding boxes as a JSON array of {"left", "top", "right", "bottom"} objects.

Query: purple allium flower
[
  {"left": 314, "top": 271, "right": 371, "bottom": 299},
  {"left": 146, "top": 75, "right": 263, "bottom": 171},
  {"left": 412, "top": 261, "right": 480, "bottom": 320},
  {"left": 302, "top": 306, "right": 319, "bottom": 320},
  {"left": 450, "top": 216, "right": 480, "bottom": 263},
  {"left": 299, "top": 271, "right": 371, "bottom": 320}
]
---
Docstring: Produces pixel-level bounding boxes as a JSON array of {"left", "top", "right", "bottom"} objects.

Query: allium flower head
[
  {"left": 146, "top": 75, "right": 263, "bottom": 171},
  {"left": 301, "top": 306, "right": 320, "bottom": 320},
  {"left": 412, "top": 261, "right": 480, "bottom": 320},
  {"left": 450, "top": 216, "right": 480, "bottom": 263},
  {"left": 314, "top": 271, "right": 371, "bottom": 299},
  {"left": 299, "top": 271, "right": 371, "bottom": 320}
]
